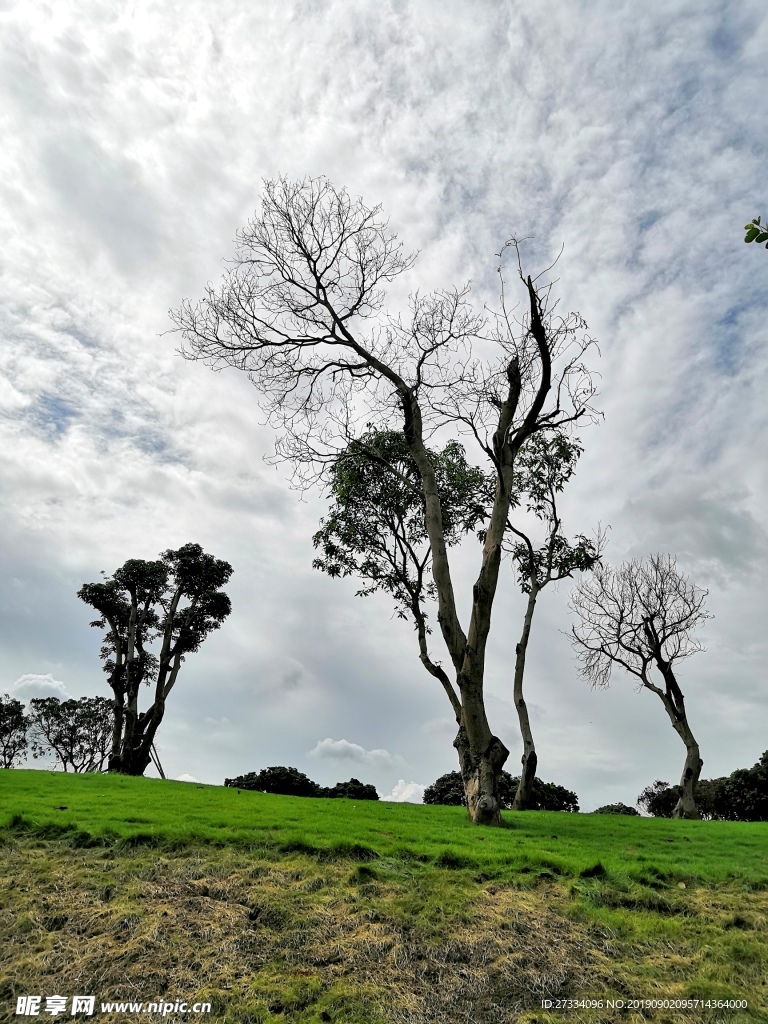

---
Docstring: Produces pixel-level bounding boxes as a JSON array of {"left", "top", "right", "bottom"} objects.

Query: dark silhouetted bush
[
  {"left": 318, "top": 777, "right": 379, "bottom": 800},
  {"left": 423, "top": 770, "right": 579, "bottom": 812},
  {"left": 593, "top": 802, "right": 640, "bottom": 816},
  {"left": 225, "top": 768, "right": 379, "bottom": 800},
  {"left": 637, "top": 755, "right": 768, "bottom": 821},
  {"left": 225, "top": 766, "right": 319, "bottom": 796}
]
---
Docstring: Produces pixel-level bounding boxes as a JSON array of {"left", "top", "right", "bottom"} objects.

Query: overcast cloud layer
[{"left": 1, "top": 0, "right": 766, "bottom": 809}]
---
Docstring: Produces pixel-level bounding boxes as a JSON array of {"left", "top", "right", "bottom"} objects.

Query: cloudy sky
[{"left": 1, "top": 0, "right": 766, "bottom": 810}]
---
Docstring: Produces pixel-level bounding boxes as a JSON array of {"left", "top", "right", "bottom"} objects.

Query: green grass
[{"left": 1, "top": 769, "right": 767, "bottom": 1023}]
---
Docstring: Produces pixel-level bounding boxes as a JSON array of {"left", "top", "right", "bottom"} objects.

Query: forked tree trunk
[
  {"left": 454, "top": 700, "right": 510, "bottom": 826},
  {"left": 399, "top": 276, "right": 551, "bottom": 826},
  {"left": 129, "top": 700, "right": 166, "bottom": 776},
  {"left": 512, "top": 585, "right": 539, "bottom": 810}
]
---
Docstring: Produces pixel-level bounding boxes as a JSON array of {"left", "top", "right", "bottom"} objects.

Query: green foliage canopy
[
  {"left": 504, "top": 431, "right": 602, "bottom": 593},
  {"left": 593, "top": 802, "right": 640, "bottom": 816},
  {"left": 27, "top": 696, "right": 113, "bottom": 773},
  {"left": 637, "top": 754, "right": 768, "bottom": 821},
  {"left": 0, "top": 694, "right": 29, "bottom": 769},
  {"left": 312, "top": 427, "right": 493, "bottom": 622}
]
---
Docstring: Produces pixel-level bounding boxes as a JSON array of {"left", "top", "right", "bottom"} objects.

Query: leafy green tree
[
  {"left": 171, "top": 176, "right": 599, "bottom": 826},
  {"left": 78, "top": 543, "right": 233, "bottom": 776},
  {"left": 636, "top": 779, "right": 678, "bottom": 817},
  {"left": 717, "top": 752, "right": 768, "bottom": 821},
  {"left": 636, "top": 773, "right": 766, "bottom": 821},
  {"left": 319, "top": 778, "right": 379, "bottom": 800},
  {"left": 502, "top": 430, "right": 603, "bottom": 809},
  {"left": 744, "top": 216, "right": 768, "bottom": 247},
  {"left": 570, "top": 555, "right": 710, "bottom": 819},
  {"left": 423, "top": 771, "right": 466, "bottom": 806},
  {"left": 27, "top": 696, "right": 113, "bottom": 772},
  {"left": 313, "top": 426, "right": 493, "bottom": 779},
  {"left": 0, "top": 694, "right": 29, "bottom": 768},
  {"left": 593, "top": 802, "right": 639, "bottom": 816},
  {"left": 518, "top": 776, "right": 579, "bottom": 812},
  {"left": 225, "top": 766, "right": 319, "bottom": 796}
]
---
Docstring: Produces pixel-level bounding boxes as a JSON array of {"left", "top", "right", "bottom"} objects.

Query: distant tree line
[
  {"left": 0, "top": 694, "right": 113, "bottom": 772},
  {"left": 224, "top": 765, "right": 379, "bottom": 800},
  {"left": 637, "top": 752, "right": 768, "bottom": 821}
]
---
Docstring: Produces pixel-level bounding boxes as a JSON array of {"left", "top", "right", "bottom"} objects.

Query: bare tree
[
  {"left": 502, "top": 431, "right": 604, "bottom": 809},
  {"left": 569, "top": 554, "right": 711, "bottom": 819},
  {"left": 170, "top": 175, "right": 598, "bottom": 825}
]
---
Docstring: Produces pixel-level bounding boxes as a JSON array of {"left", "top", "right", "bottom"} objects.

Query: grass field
[{"left": 1, "top": 769, "right": 767, "bottom": 1023}]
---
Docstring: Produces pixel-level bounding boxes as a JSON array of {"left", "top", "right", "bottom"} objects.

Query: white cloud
[
  {"left": 175, "top": 773, "right": 199, "bottom": 783},
  {"left": 309, "top": 738, "right": 405, "bottom": 770},
  {"left": 380, "top": 780, "right": 425, "bottom": 804},
  {"left": 7, "top": 673, "right": 70, "bottom": 701}
]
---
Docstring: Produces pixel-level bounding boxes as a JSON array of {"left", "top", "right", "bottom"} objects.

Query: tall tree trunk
[
  {"left": 456, "top": 684, "right": 510, "bottom": 825},
  {"left": 127, "top": 653, "right": 183, "bottom": 776},
  {"left": 107, "top": 692, "right": 124, "bottom": 772},
  {"left": 512, "top": 585, "right": 539, "bottom": 810},
  {"left": 128, "top": 700, "right": 165, "bottom": 776},
  {"left": 671, "top": 719, "right": 702, "bottom": 819},
  {"left": 648, "top": 663, "right": 703, "bottom": 820},
  {"left": 401, "top": 275, "right": 552, "bottom": 825}
]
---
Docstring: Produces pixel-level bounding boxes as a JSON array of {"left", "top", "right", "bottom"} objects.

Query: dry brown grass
[{"left": 1, "top": 840, "right": 764, "bottom": 1023}]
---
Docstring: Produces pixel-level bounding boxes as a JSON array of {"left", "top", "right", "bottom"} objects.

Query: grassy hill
[{"left": 1, "top": 769, "right": 766, "bottom": 1023}]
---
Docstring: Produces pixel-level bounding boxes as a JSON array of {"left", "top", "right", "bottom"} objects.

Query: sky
[{"left": 1, "top": 0, "right": 766, "bottom": 811}]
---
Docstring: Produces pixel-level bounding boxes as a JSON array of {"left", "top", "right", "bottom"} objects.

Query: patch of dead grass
[{"left": 1, "top": 840, "right": 765, "bottom": 1023}]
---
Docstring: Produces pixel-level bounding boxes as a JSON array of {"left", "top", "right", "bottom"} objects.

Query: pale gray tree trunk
[
  {"left": 403, "top": 388, "right": 517, "bottom": 825},
  {"left": 647, "top": 663, "right": 703, "bottom": 820},
  {"left": 673, "top": 727, "right": 703, "bottom": 820},
  {"left": 512, "top": 584, "right": 540, "bottom": 810}
]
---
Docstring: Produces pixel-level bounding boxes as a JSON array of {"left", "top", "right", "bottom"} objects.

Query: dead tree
[
  {"left": 170, "top": 176, "right": 598, "bottom": 825},
  {"left": 569, "top": 554, "right": 711, "bottom": 819}
]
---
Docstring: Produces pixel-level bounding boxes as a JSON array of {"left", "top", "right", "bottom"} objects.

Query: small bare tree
[
  {"left": 569, "top": 554, "right": 711, "bottom": 819},
  {"left": 170, "top": 175, "right": 598, "bottom": 825}
]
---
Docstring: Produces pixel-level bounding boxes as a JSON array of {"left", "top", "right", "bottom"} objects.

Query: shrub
[
  {"left": 423, "top": 772, "right": 466, "bottom": 806},
  {"left": 637, "top": 780, "right": 678, "bottom": 818},
  {"left": 593, "top": 802, "right": 640, "bottom": 816},
  {"left": 224, "top": 769, "right": 379, "bottom": 800},
  {"left": 423, "top": 770, "right": 579, "bottom": 812},
  {"left": 225, "top": 766, "right": 319, "bottom": 797},
  {"left": 318, "top": 778, "right": 379, "bottom": 800}
]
